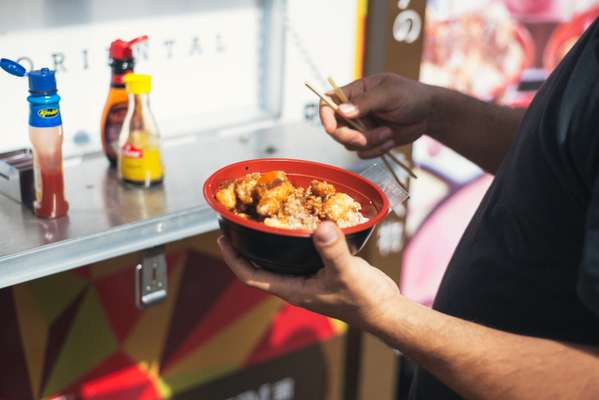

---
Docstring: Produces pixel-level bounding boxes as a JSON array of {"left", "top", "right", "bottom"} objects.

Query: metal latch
[{"left": 135, "top": 246, "right": 167, "bottom": 309}]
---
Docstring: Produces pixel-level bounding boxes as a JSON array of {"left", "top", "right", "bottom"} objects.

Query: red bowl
[{"left": 203, "top": 158, "right": 389, "bottom": 275}]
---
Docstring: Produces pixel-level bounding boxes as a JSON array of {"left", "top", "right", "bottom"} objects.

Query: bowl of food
[{"left": 203, "top": 158, "right": 389, "bottom": 275}]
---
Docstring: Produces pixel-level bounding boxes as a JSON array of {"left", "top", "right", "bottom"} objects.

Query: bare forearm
[
  {"left": 372, "top": 297, "right": 599, "bottom": 400},
  {"left": 427, "top": 86, "right": 526, "bottom": 173}
]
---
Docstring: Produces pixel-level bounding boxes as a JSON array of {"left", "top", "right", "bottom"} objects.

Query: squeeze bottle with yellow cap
[{"left": 118, "top": 73, "right": 164, "bottom": 187}]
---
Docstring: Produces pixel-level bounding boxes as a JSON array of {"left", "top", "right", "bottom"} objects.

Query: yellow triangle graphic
[
  {"left": 330, "top": 318, "right": 348, "bottom": 335},
  {"left": 162, "top": 297, "right": 283, "bottom": 394},
  {"left": 42, "top": 287, "right": 118, "bottom": 397},
  {"left": 13, "top": 284, "right": 48, "bottom": 399},
  {"left": 161, "top": 365, "right": 237, "bottom": 396},
  {"left": 28, "top": 272, "right": 87, "bottom": 324}
]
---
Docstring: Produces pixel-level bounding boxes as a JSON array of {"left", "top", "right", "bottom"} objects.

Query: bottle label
[
  {"left": 103, "top": 101, "right": 128, "bottom": 159},
  {"left": 30, "top": 103, "right": 62, "bottom": 128},
  {"left": 31, "top": 152, "right": 69, "bottom": 218},
  {"left": 120, "top": 143, "right": 163, "bottom": 183},
  {"left": 32, "top": 152, "right": 42, "bottom": 204}
]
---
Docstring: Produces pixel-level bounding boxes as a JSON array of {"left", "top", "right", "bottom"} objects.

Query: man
[{"left": 218, "top": 19, "right": 599, "bottom": 399}]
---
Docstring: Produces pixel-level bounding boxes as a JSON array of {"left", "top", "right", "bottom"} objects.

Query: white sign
[{"left": 0, "top": 3, "right": 261, "bottom": 155}]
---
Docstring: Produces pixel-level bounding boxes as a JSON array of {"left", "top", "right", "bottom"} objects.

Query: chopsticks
[
  {"left": 326, "top": 77, "right": 367, "bottom": 132},
  {"left": 304, "top": 79, "right": 416, "bottom": 192},
  {"left": 304, "top": 81, "right": 365, "bottom": 132},
  {"left": 326, "top": 77, "right": 416, "bottom": 180}
]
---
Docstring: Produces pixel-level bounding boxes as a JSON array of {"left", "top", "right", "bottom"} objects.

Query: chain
[{"left": 283, "top": 13, "right": 328, "bottom": 88}]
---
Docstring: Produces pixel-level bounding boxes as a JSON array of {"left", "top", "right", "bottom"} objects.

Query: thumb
[{"left": 313, "top": 221, "right": 353, "bottom": 272}]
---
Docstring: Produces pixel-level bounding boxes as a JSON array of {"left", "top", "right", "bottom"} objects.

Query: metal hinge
[{"left": 135, "top": 245, "right": 167, "bottom": 309}]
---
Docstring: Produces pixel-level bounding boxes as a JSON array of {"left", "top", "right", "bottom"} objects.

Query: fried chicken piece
[
  {"left": 255, "top": 171, "right": 294, "bottom": 216},
  {"left": 215, "top": 181, "right": 236, "bottom": 210},
  {"left": 218, "top": 169, "right": 367, "bottom": 230},
  {"left": 234, "top": 172, "right": 260, "bottom": 205},
  {"left": 256, "top": 171, "right": 293, "bottom": 194},
  {"left": 310, "top": 180, "right": 336, "bottom": 197},
  {"left": 256, "top": 197, "right": 283, "bottom": 216},
  {"left": 324, "top": 192, "right": 360, "bottom": 222}
]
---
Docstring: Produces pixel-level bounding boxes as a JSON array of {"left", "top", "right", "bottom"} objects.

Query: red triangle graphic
[
  {"left": 93, "top": 267, "right": 141, "bottom": 343},
  {"left": 160, "top": 250, "right": 235, "bottom": 368},
  {"left": 93, "top": 252, "right": 183, "bottom": 343},
  {"left": 244, "top": 305, "right": 336, "bottom": 366},
  {"left": 40, "top": 287, "right": 88, "bottom": 395},
  {"left": 162, "top": 279, "right": 269, "bottom": 372},
  {"left": 55, "top": 352, "right": 134, "bottom": 397},
  {"left": 78, "top": 362, "right": 157, "bottom": 400}
]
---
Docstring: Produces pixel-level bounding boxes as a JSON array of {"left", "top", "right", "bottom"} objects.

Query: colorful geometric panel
[
  {"left": 58, "top": 352, "right": 135, "bottom": 396},
  {"left": 94, "top": 252, "right": 186, "bottom": 343},
  {"left": 0, "top": 287, "right": 33, "bottom": 399},
  {"left": 245, "top": 304, "right": 337, "bottom": 366},
  {"left": 0, "top": 236, "right": 347, "bottom": 400},
  {"left": 161, "top": 296, "right": 284, "bottom": 393},
  {"left": 13, "top": 284, "right": 49, "bottom": 399},
  {"left": 123, "top": 261, "right": 186, "bottom": 377},
  {"left": 40, "top": 287, "right": 87, "bottom": 396},
  {"left": 27, "top": 271, "right": 87, "bottom": 325},
  {"left": 162, "top": 279, "right": 269, "bottom": 370},
  {"left": 175, "top": 339, "right": 333, "bottom": 400},
  {"left": 94, "top": 267, "right": 142, "bottom": 343},
  {"left": 78, "top": 363, "right": 159, "bottom": 400},
  {"left": 43, "top": 287, "right": 118, "bottom": 397},
  {"left": 159, "top": 250, "right": 235, "bottom": 368}
]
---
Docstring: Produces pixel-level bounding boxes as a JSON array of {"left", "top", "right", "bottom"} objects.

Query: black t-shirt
[{"left": 410, "top": 19, "right": 599, "bottom": 399}]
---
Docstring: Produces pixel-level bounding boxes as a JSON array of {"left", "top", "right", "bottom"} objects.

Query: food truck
[
  {"left": 0, "top": 1, "right": 424, "bottom": 399},
  {"left": 2, "top": 0, "right": 595, "bottom": 398}
]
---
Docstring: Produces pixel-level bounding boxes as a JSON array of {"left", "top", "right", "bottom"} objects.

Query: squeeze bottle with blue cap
[
  {"left": 0, "top": 59, "right": 69, "bottom": 218},
  {"left": 28, "top": 67, "right": 69, "bottom": 218}
]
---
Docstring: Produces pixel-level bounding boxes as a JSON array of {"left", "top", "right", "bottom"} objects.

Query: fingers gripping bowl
[{"left": 203, "top": 159, "right": 390, "bottom": 275}]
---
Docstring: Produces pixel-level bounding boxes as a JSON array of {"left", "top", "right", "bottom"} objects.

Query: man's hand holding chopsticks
[{"left": 319, "top": 73, "right": 433, "bottom": 159}]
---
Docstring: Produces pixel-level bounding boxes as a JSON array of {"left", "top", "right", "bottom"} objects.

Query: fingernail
[
  {"left": 349, "top": 137, "right": 366, "bottom": 147},
  {"left": 217, "top": 236, "right": 224, "bottom": 248},
  {"left": 315, "top": 221, "right": 338, "bottom": 245},
  {"left": 339, "top": 103, "right": 357, "bottom": 115}
]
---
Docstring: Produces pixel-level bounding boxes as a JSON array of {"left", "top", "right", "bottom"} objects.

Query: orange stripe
[{"left": 354, "top": 0, "right": 368, "bottom": 79}]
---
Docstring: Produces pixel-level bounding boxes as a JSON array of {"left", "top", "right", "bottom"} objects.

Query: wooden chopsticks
[
  {"left": 327, "top": 77, "right": 369, "bottom": 132},
  {"left": 326, "top": 77, "right": 416, "bottom": 180},
  {"left": 304, "top": 79, "right": 416, "bottom": 192},
  {"left": 304, "top": 81, "right": 365, "bottom": 132}
]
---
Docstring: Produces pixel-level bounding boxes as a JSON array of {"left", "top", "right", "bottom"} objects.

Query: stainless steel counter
[{"left": 0, "top": 122, "right": 363, "bottom": 288}]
